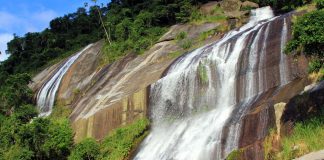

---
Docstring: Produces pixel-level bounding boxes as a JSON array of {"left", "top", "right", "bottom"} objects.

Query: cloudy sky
[{"left": 0, "top": 0, "right": 108, "bottom": 61}]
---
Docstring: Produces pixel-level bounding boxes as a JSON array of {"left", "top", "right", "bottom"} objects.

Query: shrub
[
  {"left": 68, "top": 138, "right": 100, "bottom": 160},
  {"left": 3, "top": 145, "right": 33, "bottom": 160},
  {"left": 308, "top": 59, "right": 323, "bottom": 73},
  {"left": 226, "top": 149, "right": 243, "bottom": 160},
  {"left": 100, "top": 118, "right": 150, "bottom": 160},
  {"left": 181, "top": 40, "right": 192, "bottom": 49},
  {"left": 285, "top": 10, "right": 324, "bottom": 56},
  {"left": 176, "top": 31, "right": 187, "bottom": 41},
  {"left": 315, "top": 0, "right": 324, "bottom": 9}
]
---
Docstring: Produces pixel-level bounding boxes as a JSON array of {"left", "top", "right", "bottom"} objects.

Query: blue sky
[{"left": 0, "top": 0, "right": 110, "bottom": 61}]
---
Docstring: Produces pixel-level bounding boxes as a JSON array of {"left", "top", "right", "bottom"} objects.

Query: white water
[
  {"left": 36, "top": 44, "right": 92, "bottom": 117},
  {"left": 134, "top": 7, "right": 290, "bottom": 160},
  {"left": 280, "top": 18, "right": 289, "bottom": 85}
]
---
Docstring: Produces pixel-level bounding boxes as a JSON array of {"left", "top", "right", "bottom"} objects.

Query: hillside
[{"left": 0, "top": 0, "right": 324, "bottom": 160}]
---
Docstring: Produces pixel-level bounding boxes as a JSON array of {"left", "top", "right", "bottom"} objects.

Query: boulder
[
  {"left": 242, "top": 1, "right": 259, "bottom": 9},
  {"left": 281, "top": 81, "right": 324, "bottom": 136},
  {"left": 220, "top": 0, "right": 246, "bottom": 18}
]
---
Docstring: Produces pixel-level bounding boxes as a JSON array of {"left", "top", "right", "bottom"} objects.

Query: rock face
[
  {"left": 30, "top": 4, "right": 316, "bottom": 160},
  {"left": 281, "top": 81, "right": 324, "bottom": 136},
  {"left": 57, "top": 41, "right": 103, "bottom": 105}
]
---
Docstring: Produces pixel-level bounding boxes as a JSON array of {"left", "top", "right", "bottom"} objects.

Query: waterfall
[
  {"left": 135, "top": 7, "right": 291, "bottom": 160},
  {"left": 36, "top": 44, "right": 93, "bottom": 117}
]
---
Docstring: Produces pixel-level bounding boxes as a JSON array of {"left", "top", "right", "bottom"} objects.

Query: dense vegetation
[
  {"left": 1, "top": 6, "right": 105, "bottom": 75},
  {"left": 286, "top": 0, "right": 324, "bottom": 80},
  {"left": 100, "top": 0, "right": 211, "bottom": 63},
  {"left": 248, "top": 0, "right": 312, "bottom": 12},
  {"left": 69, "top": 118, "right": 150, "bottom": 160}
]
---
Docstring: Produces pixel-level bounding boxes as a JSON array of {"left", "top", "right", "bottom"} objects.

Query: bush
[
  {"left": 308, "top": 59, "right": 323, "bottom": 73},
  {"left": 315, "top": 0, "right": 324, "bottom": 9},
  {"left": 68, "top": 138, "right": 100, "bottom": 160},
  {"left": 181, "top": 40, "right": 192, "bottom": 49},
  {"left": 176, "top": 31, "right": 187, "bottom": 41},
  {"left": 3, "top": 145, "right": 33, "bottom": 160},
  {"left": 100, "top": 118, "right": 149, "bottom": 160},
  {"left": 286, "top": 10, "right": 324, "bottom": 56}
]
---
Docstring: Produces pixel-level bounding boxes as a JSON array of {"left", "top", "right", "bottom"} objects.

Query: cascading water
[
  {"left": 37, "top": 44, "right": 93, "bottom": 117},
  {"left": 135, "top": 7, "right": 292, "bottom": 160}
]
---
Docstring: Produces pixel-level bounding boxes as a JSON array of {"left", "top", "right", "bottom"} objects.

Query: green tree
[
  {"left": 42, "top": 119, "right": 74, "bottom": 159},
  {"left": 2, "top": 145, "right": 33, "bottom": 160},
  {"left": 90, "top": 0, "right": 112, "bottom": 44},
  {"left": 0, "top": 73, "right": 32, "bottom": 115},
  {"left": 285, "top": 10, "right": 324, "bottom": 56},
  {"left": 68, "top": 138, "right": 100, "bottom": 160},
  {"left": 315, "top": 0, "right": 324, "bottom": 9}
]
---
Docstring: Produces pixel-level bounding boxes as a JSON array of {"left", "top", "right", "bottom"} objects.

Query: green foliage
[
  {"left": 50, "top": 105, "right": 72, "bottom": 120},
  {"left": 0, "top": 73, "right": 32, "bottom": 115},
  {"left": 68, "top": 138, "right": 100, "bottom": 160},
  {"left": 315, "top": 0, "right": 324, "bottom": 9},
  {"left": 2, "top": 145, "right": 33, "bottom": 160},
  {"left": 198, "top": 63, "right": 208, "bottom": 84},
  {"left": 176, "top": 31, "right": 188, "bottom": 41},
  {"left": 248, "top": 0, "right": 311, "bottom": 12},
  {"left": 168, "top": 51, "right": 183, "bottom": 59},
  {"left": 190, "top": 6, "right": 227, "bottom": 24},
  {"left": 308, "top": 59, "right": 323, "bottom": 73},
  {"left": 100, "top": 118, "right": 150, "bottom": 160},
  {"left": 2, "top": 5, "right": 105, "bottom": 75},
  {"left": 12, "top": 105, "right": 38, "bottom": 123},
  {"left": 43, "top": 119, "right": 74, "bottom": 159},
  {"left": 175, "top": 0, "right": 193, "bottom": 23},
  {"left": 181, "top": 40, "right": 193, "bottom": 50},
  {"left": 286, "top": 10, "right": 324, "bottom": 56},
  {"left": 280, "top": 116, "right": 324, "bottom": 160},
  {"left": 226, "top": 149, "right": 243, "bottom": 160}
]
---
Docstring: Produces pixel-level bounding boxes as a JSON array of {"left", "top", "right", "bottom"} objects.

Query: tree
[
  {"left": 0, "top": 73, "right": 32, "bottom": 115},
  {"left": 68, "top": 138, "right": 100, "bottom": 160},
  {"left": 2, "top": 145, "right": 33, "bottom": 160},
  {"left": 285, "top": 10, "right": 324, "bottom": 56},
  {"left": 42, "top": 119, "right": 74, "bottom": 159},
  {"left": 315, "top": 0, "right": 324, "bottom": 9},
  {"left": 90, "top": 0, "right": 112, "bottom": 44}
]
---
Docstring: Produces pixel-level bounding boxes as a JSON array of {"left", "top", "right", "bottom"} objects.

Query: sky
[{"left": 0, "top": 0, "right": 109, "bottom": 61}]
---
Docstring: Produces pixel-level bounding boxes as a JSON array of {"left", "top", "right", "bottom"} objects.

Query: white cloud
[
  {"left": 32, "top": 10, "right": 57, "bottom": 23},
  {"left": 0, "top": 33, "right": 13, "bottom": 62},
  {"left": 0, "top": 8, "right": 58, "bottom": 62}
]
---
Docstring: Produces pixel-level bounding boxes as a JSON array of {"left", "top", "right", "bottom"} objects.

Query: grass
[
  {"left": 190, "top": 6, "right": 228, "bottom": 25},
  {"left": 176, "top": 31, "right": 187, "bottom": 41},
  {"left": 264, "top": 129, "right": 278, "bottom": 160},
  {"left": 180, "top": 40, "right": 193, "bottom": 50},
  {"left": 295, "top": 2, "right": 317, "bottom": 12},
  {"left": 168, "top": 51, "right": 183, "bottom": 59},
  {"left": 100, "top": 118, "right": 150, "bottom": 160},
  {"left": 278, "top": 117, "right": 324, "bottom": 160}
]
